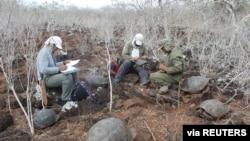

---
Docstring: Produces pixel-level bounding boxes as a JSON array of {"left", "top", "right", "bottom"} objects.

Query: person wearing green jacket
[
  {"left": 150, "top": 39, "right": 185, "bottom": 89},
  {"left": 114, "top": 33, "right": 151, "bottom": 87}
]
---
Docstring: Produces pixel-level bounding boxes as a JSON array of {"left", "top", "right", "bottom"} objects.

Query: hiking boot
[
  {"left": 114, "top": 79, "right": 121, "bottom": 83},
  {"left": 159, "top": 86, "right": 169, "bottom": 94},
  {"left": 148, "top": 91, "right": 156, "bottom": 97},
  {"left": 113, "top": 79, "right": 121, "bottom": 87},
  {"left": 61, "top": 101, "right": 78, "bottom": 112},
  {"left": 140, "top": 80, "right": 151, "bottom": 88},
  {"left": 60, "top": 100, "right": 67, "bottom": 106},
  {"left": 169, "top": 84, "right": 179, "bottom": 90}
]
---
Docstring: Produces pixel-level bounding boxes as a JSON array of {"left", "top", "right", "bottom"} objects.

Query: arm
[
  {"left": 122, "top": 42, "right": 133, "bottom": 61},
  {"left": 165, "top": 57, "right": 183, "bottom": 74},
  {"left": 39, "top": 56, "right": 61, "bottom": 75},
  {"left": 37, "top": 50, "right": 66, "bottom": 75}
]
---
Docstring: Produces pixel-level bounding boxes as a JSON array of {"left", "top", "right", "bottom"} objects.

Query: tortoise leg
[
  {"left": 202, "top": 112, "right": 214, "bottom": 120},
  {"left": 195, "top": 109, "right": 203, "bottom": 117}
]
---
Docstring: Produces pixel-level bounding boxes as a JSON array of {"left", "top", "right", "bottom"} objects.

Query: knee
[
  {"left": 63, "top": 74, "right": 73, "bottom": 83},
  {"left": 150, "top": 73, "right": 157, "bottom": 80},
  {"left": 122, "top": 60, "right": 131, "bottom": 66}
]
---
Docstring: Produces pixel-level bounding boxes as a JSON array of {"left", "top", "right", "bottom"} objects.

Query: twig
[
  {"left": 157, "top": 94, "right": 183, "bottom": 104},
  {"left": 241, "top": 105, "right": 250, "bottom": 110},
  {"left": 144, "top": 120, "right": 156, "bottom": 141},
  {"left": 222, "top": 72, "right": 243, "bottom": 92},
  {"left": 178, "top": 81, "right": 181, "bottom": 114},
  {"left": 0, "top": 58, "right": 34, "bottom": 134},
  {"left": 223, "top": 89, "right": 238, "bottom": 104},
  {"left": 7, "top": 89, "right": 11, "bottom": 114},
  {"left": 104, "top": 32, "right": 113, "bottom": 112}
]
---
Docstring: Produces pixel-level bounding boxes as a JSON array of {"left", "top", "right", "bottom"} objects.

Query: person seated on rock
[
  {"left": 114, "top": 33, "right": 151, "bottom": 87},
  {"left": 150, "top": 39, "right": 185, "bottom": 93},
  {"left": 36, "top": 36, "right": 79, "bottom": 107}
]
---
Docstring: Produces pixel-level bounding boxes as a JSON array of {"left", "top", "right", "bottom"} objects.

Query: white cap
[
  {"left": 134, "top": 33, "right": 144, "bottom": 46},
  {"left": 45, "top": 36, "right": 62, "bottom": 49}
]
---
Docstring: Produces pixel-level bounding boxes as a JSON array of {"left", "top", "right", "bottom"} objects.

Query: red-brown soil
[{"left": 0, "top": 31, "right": 249, "bottom": 141}]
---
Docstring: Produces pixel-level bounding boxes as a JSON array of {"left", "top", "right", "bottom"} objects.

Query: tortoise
[
  {"left": 85, "top": 117, "right": 136, "bottom": 141},
  {"left": 181, "top": 76, "right": 209, "bottom": 94},
  {"left": 135, "top": 58, "right": 159, "bottom": 71},
  {"left": 85, "top": 74, "right": 109, "bottom": 89},
  {"left": 195, "top": 99, "right": 231, "bottom": 120},
  {"left": 33, "top": 109, "right": 59, "bottom": 129},
  {"left": 0, "top": 112, "right": 13, "bottom": 131}
]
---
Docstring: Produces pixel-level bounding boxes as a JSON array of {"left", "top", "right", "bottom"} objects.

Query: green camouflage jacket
[
  {"left": 121, "top": 41, "right": 148, "bottom": 61},
  {"left": 163, "top": 47, "right": 184, "bottom": 81}
]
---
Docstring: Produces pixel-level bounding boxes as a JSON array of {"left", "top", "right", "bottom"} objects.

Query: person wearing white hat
[
  {"left": 36, "top": 36, "right": 79, "bottom": 106},
  {"left": 114, "top": 33, "right": 151, "bottom": 87}
]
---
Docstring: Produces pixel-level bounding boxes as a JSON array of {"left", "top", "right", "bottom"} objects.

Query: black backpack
[{"left": 70, "top": 81, "right": 101, "bottom": 104}]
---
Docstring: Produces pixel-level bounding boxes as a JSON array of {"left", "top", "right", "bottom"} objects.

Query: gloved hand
[{"left": 59, "top": 65, "right": 67, "bottom": 71}]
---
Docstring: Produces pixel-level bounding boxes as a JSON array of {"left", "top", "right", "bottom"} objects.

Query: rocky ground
[{"left": 0, "top": 31, "right": 249, "bottom": 141}]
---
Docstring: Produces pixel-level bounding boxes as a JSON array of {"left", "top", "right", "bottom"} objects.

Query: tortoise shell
[
  {"left": 33, "top": 109, "right": 59, "bottom": 129},
  {"left": 85, "top": 117, "right": 136, "bottom": 141},
  {"left": 181, "top": 76, "right": 209, "bottom": 93},
  {"left": 85, "top": 75, "right": 109, "bottom": 89},
  {"left": 196, "top": 99, "right": 231, "bottom": 120}
]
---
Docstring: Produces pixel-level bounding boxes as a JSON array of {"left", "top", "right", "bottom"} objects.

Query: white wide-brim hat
[{"left": 45, "top": 36, "right": 62, "bottom": 49}]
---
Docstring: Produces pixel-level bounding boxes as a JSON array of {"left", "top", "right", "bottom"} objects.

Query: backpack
[
  {"left": 70, "top": 81, "right": 101, "bottom": 104},
  {"left": 135, "top": 57, "right": 160, "bottom": 71},
  {"left": 110, "top": 58, "right": 123, "bottom": 77},
  {"left": 135, "top": 59, "right": 152, "bottom": 71}
]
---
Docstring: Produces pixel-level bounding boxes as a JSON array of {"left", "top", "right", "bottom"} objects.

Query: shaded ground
[{"left": 0, "top": 31, "right": 249, "bottom": 141}]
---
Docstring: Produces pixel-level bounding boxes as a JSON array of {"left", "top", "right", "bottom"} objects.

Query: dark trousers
[{"left": 114, "top": 60, "right": 149, "bottom": 83}]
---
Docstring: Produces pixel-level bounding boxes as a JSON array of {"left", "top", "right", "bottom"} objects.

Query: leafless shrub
[{"left": 0, "top": 0, "right": 249, "bottom": 134}]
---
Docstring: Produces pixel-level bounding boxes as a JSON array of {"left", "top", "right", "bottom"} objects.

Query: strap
[
  {"left": 80, "top": 81, "right": 93, "bottom": 98},
  {"left": 39, "top": 72, "right": 44, "bottom": 81},
  {"left": 113, "top": 60, "right": 120, "bottom": 70}
]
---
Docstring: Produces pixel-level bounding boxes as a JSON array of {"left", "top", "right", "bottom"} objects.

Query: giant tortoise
[
  {"left": 0, "top": 112, "right": 13, "bottom": 131},
  {"left": 181, "top": 76, "right": 209, "bottom": 94},
  {"left": 85, "top": 117, "right": 136, "bottom": 141},
  {"left": 85, "top": 74, "right": 109, "bottom": 89},
  {"left": 33, "top": 109, "right": 59, "bottom": 129},
  {"left": 195, "top": 99, "right": 231, "bottom": 120}
]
